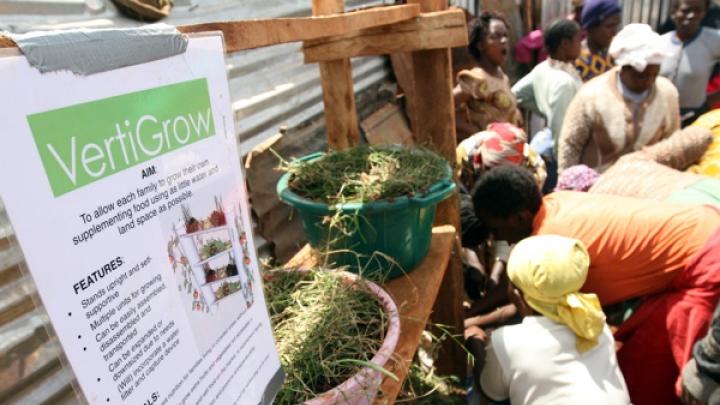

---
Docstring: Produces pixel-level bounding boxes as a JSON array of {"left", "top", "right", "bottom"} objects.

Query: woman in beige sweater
[{"left": 557, "top": 24, "right": 680, "bottom": 173}]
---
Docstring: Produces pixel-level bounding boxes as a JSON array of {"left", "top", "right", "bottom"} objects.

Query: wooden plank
[
  {"left": 390, "top": 53, "right": 418, "bottom": 132},
  {"left": 417, "top": 0, "right": 448, "bottom": 10},
  {"left": 312, "top": 0, "right": 343, "bottom": 15},
  {"left": 318, "top": 60, "right": 359, "bottom": 150},
  {"left": 407, "top": 0, "right": 466, "bottom": 378},
  {"left": 0, "top": 36, "right": 15, "bottom": 48},
  {"left": 284, "top": 244, "right": 315, "bottom": 268},
  {"left": 313, "top": 0, "right": 360, "bottom": 150},
  {"left": 0, "top": 5, "right": 420, "bottom": 53},
  {"left": 431, "top": 234, "right": 465, "bottom": 375},
  {"left": 408, "top": 1, "right": 460, "bottom": 224},
  {"left": 408, "top": 0, "right": 459, "bottom": 238},
  {"left": 375, "top": 225, "right": 455, "bottom": 404},
  {"left": 302, "top": 9, "right": 468, "bottom": 63},
  {"left": 360, "top": 103, "right": 414, "bottom": 146},
  {"left": 178, "top": 4, "right": 420, "bottom": 53},
  {"left": 524, "top": 0, "right": 535, "bottom": 33}
]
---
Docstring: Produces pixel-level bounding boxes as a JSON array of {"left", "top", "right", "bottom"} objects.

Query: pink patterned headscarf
[
  {"left": 556, "top": 165, "right": 600, "bottom": 192},
  {"left": 456, "top": 123, "right": 546, "bottom": 190},
  {"left": 457, "top": 123, "right": 527, "bottom": 171}
]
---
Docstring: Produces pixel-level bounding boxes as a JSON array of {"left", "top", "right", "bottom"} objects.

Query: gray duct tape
[{"left": 7, "top": 23, "right": 188, "bottom": 75}]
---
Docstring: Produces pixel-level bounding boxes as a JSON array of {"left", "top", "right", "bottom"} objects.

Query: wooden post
[
  {"left": 389, "top": 54, "right": 416, "bottom": 131},
  {"left": 524, "top": 0, "right": 535, "bottom": 33},
  {"left": 313, "top": 0, "right": 359, "bottom": 150},
  {"left": 408, "top": 0, "right": 465, "bottom": 378}
]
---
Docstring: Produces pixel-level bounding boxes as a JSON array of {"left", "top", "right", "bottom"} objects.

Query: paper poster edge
[
  {"left": 186, "top": 31, "right": 226, "bottom": 54},
  {"left": 260, "top": 367, "right": 286, "bottom": 405}
]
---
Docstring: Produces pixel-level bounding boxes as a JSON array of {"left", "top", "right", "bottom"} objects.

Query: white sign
[{"left": 0, "top": 35, "right": 283, "bottom": 404}]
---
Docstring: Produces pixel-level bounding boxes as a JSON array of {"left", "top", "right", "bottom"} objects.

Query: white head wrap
[{"left": 609, "top": 23, "right": 669, "bottom": 72}]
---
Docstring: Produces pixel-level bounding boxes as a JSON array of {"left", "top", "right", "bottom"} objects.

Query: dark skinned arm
[{"left": 465, "top": 260, "right": 511, "bottom": 317}]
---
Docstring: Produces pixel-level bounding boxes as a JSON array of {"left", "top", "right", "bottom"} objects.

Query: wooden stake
[
  {"left": 390, "top": 52, "right": 419, "bottom": 132},
  {"left": 312, "top": 0, "right": 359, "bottom": 150},
  {"left": 0, "top": 35, "right": 15, "bottom": 48},
  {"left": 407, "top": 0, "right": 465, "bottom": 379}
]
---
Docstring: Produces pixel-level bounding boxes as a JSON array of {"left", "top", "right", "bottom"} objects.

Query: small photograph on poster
[{"left": 162, "top": 174, "right": 256, "bottom": 351}]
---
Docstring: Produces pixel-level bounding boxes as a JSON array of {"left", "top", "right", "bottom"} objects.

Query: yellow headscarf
[
  {"left": 688, "top": 109, "right": 720, "bottom": 178},
  {"left": 507, "top": 235, "right": 606, "bottom": 353}
]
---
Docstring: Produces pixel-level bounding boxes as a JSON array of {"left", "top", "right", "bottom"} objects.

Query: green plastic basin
[{"left": 277, "top": 151, "right": 455, "bottom": 279}]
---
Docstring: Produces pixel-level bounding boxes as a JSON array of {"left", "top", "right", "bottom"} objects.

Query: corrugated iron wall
[
  {"left": 0, "top": 1, "right": 391, "bottom": 403},
  {"left": 619, "top": 0, "right": 672, "bottom": 29},
  {"left": 0, "top": 0, "right": 392, "bottom": 161},
  {"left": 451, "top": 0, "right": 481, "bottom": 15},
  {"left": 452, "top": 0, "right": 675, "bottom": 31}
]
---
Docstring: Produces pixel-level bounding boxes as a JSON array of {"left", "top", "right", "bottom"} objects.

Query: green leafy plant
[
  {"left": 214, "top": 281, "right": 241, "bottom": 299},
  {"left": 199, "top": 238, "right": 231, "bottom": 260},
  {"left": 281, "top": 145, "right": 448, "bottom": 205},
  {"left": 396, "top": 327, "right": 468, "bottom": 404}
]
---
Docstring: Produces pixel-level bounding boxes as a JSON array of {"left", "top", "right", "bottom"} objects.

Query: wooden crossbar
[
  {"left": 302, "top": 9, "right": 468, "bottom": 63},
  {"left": 0, "top": 4, "right": 420, "bottom": 53},
  {"left": 177, "top": 4, "right": 419, "bottom": 53}
]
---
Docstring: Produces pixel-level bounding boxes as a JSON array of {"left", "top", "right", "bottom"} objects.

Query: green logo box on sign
[{"left": 27, "top": 78, "right": 216, "bottom": 197}]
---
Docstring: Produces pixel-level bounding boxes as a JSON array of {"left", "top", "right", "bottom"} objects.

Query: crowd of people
[{"left": 453, "top": 0, "right": 720, "bottom": 404}]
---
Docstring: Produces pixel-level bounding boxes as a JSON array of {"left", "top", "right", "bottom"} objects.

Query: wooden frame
[{"left": 302, "top": 0, "right": 468, "bottom": 387}]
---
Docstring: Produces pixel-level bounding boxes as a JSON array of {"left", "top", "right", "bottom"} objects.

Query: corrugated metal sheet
[
  {"left": 450, "top": 0, "right": 480, "bottom": 16},
  {"left": 230, "top": 45, "right": 391, "bottom": 155},
  {"left": 0, "top": 1, "right": 392, "bottom": 403},
  {"left": 619, "top": 0, "right": 671, "bottom": 28},
  {"left": 529, "top": 0, "right": 672, "bottom": 30},
  {"left": 449, "top": 0, "right": 712, "bottom": 31},
  {"left": 0, "top": 0, "right": 392, "bottom": 154}
]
